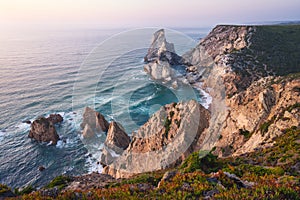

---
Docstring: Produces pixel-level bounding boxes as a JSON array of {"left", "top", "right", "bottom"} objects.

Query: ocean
[{"left": 0, "top": 27, "right": 210, "bottom": 188}]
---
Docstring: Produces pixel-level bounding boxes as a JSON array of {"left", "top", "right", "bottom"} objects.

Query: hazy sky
[{"left": 0, "top": 0, "right": 300, "bottom": 29}]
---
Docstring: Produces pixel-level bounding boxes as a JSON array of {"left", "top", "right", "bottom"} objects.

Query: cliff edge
[{"left": 185, "top": 24, "right": 300, "bottom": 157}]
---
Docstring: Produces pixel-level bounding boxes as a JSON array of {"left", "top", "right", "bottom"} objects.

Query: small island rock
[{"left": 28, "top": 117, "right": 60, "bottom": 145}]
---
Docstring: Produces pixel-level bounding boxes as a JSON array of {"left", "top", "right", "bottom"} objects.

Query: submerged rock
[
  {"left": 28, "top": 117, "right": 60, "bottom": 145},
  {"left": 39, "top": 166, "right": 46, "bottom": 171},
  {"left": 0, "top": 184, "right": 16, "bottom": 198},
  {"left": 22, "top": 120, "right": 31, "bottom": 124}
]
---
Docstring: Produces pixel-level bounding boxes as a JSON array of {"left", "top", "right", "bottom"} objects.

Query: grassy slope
[{"left": 248, "top": 25, "right": 300, "bottom": 76}]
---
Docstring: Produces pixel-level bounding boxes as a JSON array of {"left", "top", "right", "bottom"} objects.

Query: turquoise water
[{"left": 0, "top": 27, "right": 210, "bottom": 188}]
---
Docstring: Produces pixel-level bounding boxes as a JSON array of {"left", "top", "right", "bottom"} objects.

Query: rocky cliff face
[
  {"left": 184, "top": 25, "right": 300, "bottom": 157},
  {"left": 102, "top": 100, "right": 210, "bottom": 178}
]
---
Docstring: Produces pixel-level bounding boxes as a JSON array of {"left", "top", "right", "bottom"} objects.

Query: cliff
[{"left": 184, "top": 25, "right": 300, "bottom": 157}]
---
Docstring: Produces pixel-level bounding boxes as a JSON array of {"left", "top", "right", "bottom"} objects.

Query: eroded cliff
[{"left": 185, "top": 25, "right": 300, "bottom": 157}]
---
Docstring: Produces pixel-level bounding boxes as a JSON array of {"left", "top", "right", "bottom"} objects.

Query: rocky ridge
[{"left": 184, "top": 25, "right": 300, "bottom": 157}]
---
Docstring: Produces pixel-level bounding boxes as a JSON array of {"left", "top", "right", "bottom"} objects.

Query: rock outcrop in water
[
  {"left": 105, "top": 121, "right": 130, "bottom": 154},
  {"left": 100, "top": 121, "right": 131, "bottom": 166},
  {"left": 29, "top": 116, "right": 61, "bottom": 145},
  {"left": 144, "top": 29, "right": 184, "bottom": 82},
  {"left": 80, "top": 107, "right": 109, "bottom": 138},
  {"left": 102, "top": 100, "right": 210, "bottom": 178}
]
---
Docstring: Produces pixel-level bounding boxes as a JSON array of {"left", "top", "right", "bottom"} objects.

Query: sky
[{"left": 0, "top": 0, "right": 300, "bottom": 29}]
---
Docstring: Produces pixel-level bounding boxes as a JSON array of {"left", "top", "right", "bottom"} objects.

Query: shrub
[
  {"left": 46, "top": 175, "right": 71, "bottom": 190},
  {"left": 15, "top": 185, "right": 35, "bottom": 195},
  {"left": 239, "top": 129, "right": 252, "bottom": 139},
  {"left": 260, "top": 121, "right": 272, "bottom": 136},
  {"left": 286, "top": 102, "right": 300, "bottom": 112},
  {"left": 164, "top": 117, "right": 172, "bottom": 137},
  {"left": 180, "top": 151, "right": 221, "bottom": 173},
  {"left": 0, "top": 184, "right": 11, "bottom": 194}
]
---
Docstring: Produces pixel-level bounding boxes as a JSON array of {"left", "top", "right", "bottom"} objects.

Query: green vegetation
[
  {"left": 251, "top": 25, "right": 300, "bottom": 76},
  {"left": 0, "top": 184, "right": 11, "bottom": 194},
  {"left": 110, "top": 172, "right": 163, "bottom": 188},
  {"left": 239, "top": 129, "right": 252, "bottom": 140},
  {"left": 259, "top": 103, "right": 300, "bottom": 136},
  {"left": 259, "top": 121, "right": 272, "bottom": 135},
  {"left": 228, "top": 25, "right": 300, "bottom": 94},
  {"left": 180, "top": 151, "right": 220, "bottom": 173},
  {"left": 286, "top": 102, "right": 300, "bottom": 112},
  {"left": 169, "top": 111, "right": 175, "bottom": 118},
  {"left": 174, "top": 119, "right": 181, "bottom": 127},
  {"left": 163, "top": 117, "right": 172, "bottom": 137},
  {"left": 45, "top": 175, "right": 72, "bottom": 190},
  {"left": 14, "top": 185, "right": 35, "bottom": 195},
  {"left": 223, "top": 164, "right": 284, "bottom": 177}
]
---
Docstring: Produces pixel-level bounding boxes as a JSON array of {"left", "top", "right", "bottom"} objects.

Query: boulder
[
  {"left": 81, "top": 107, "right": 109, "bottom": 134},
  {"left": 39, "top": 187, "right": 59, "bottom": 199},
  {"left": 104, "top": 121, "right": 130, "bottom": 154},
  {"left": 223, "top": 172, "right": 254, "bottom": 188},
  {"left": 47, "top": 114, "right": 63, "bottom": 124},
  {"left": 39, "top": 166, "right": 46, "bottom": 171},
  {"left": 100, "top": 147, "right": 115, "bottom": 166},
  {"left": 28, "top": 117, "right": 60, "bottom": 145}
]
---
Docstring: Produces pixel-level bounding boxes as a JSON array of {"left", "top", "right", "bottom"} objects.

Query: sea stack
[
  {"left": 144, "top": 29, "right": 183, "bottom": 82},
  {"left": 81, "top": 107, "right": 109, "bottom": 138}
]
